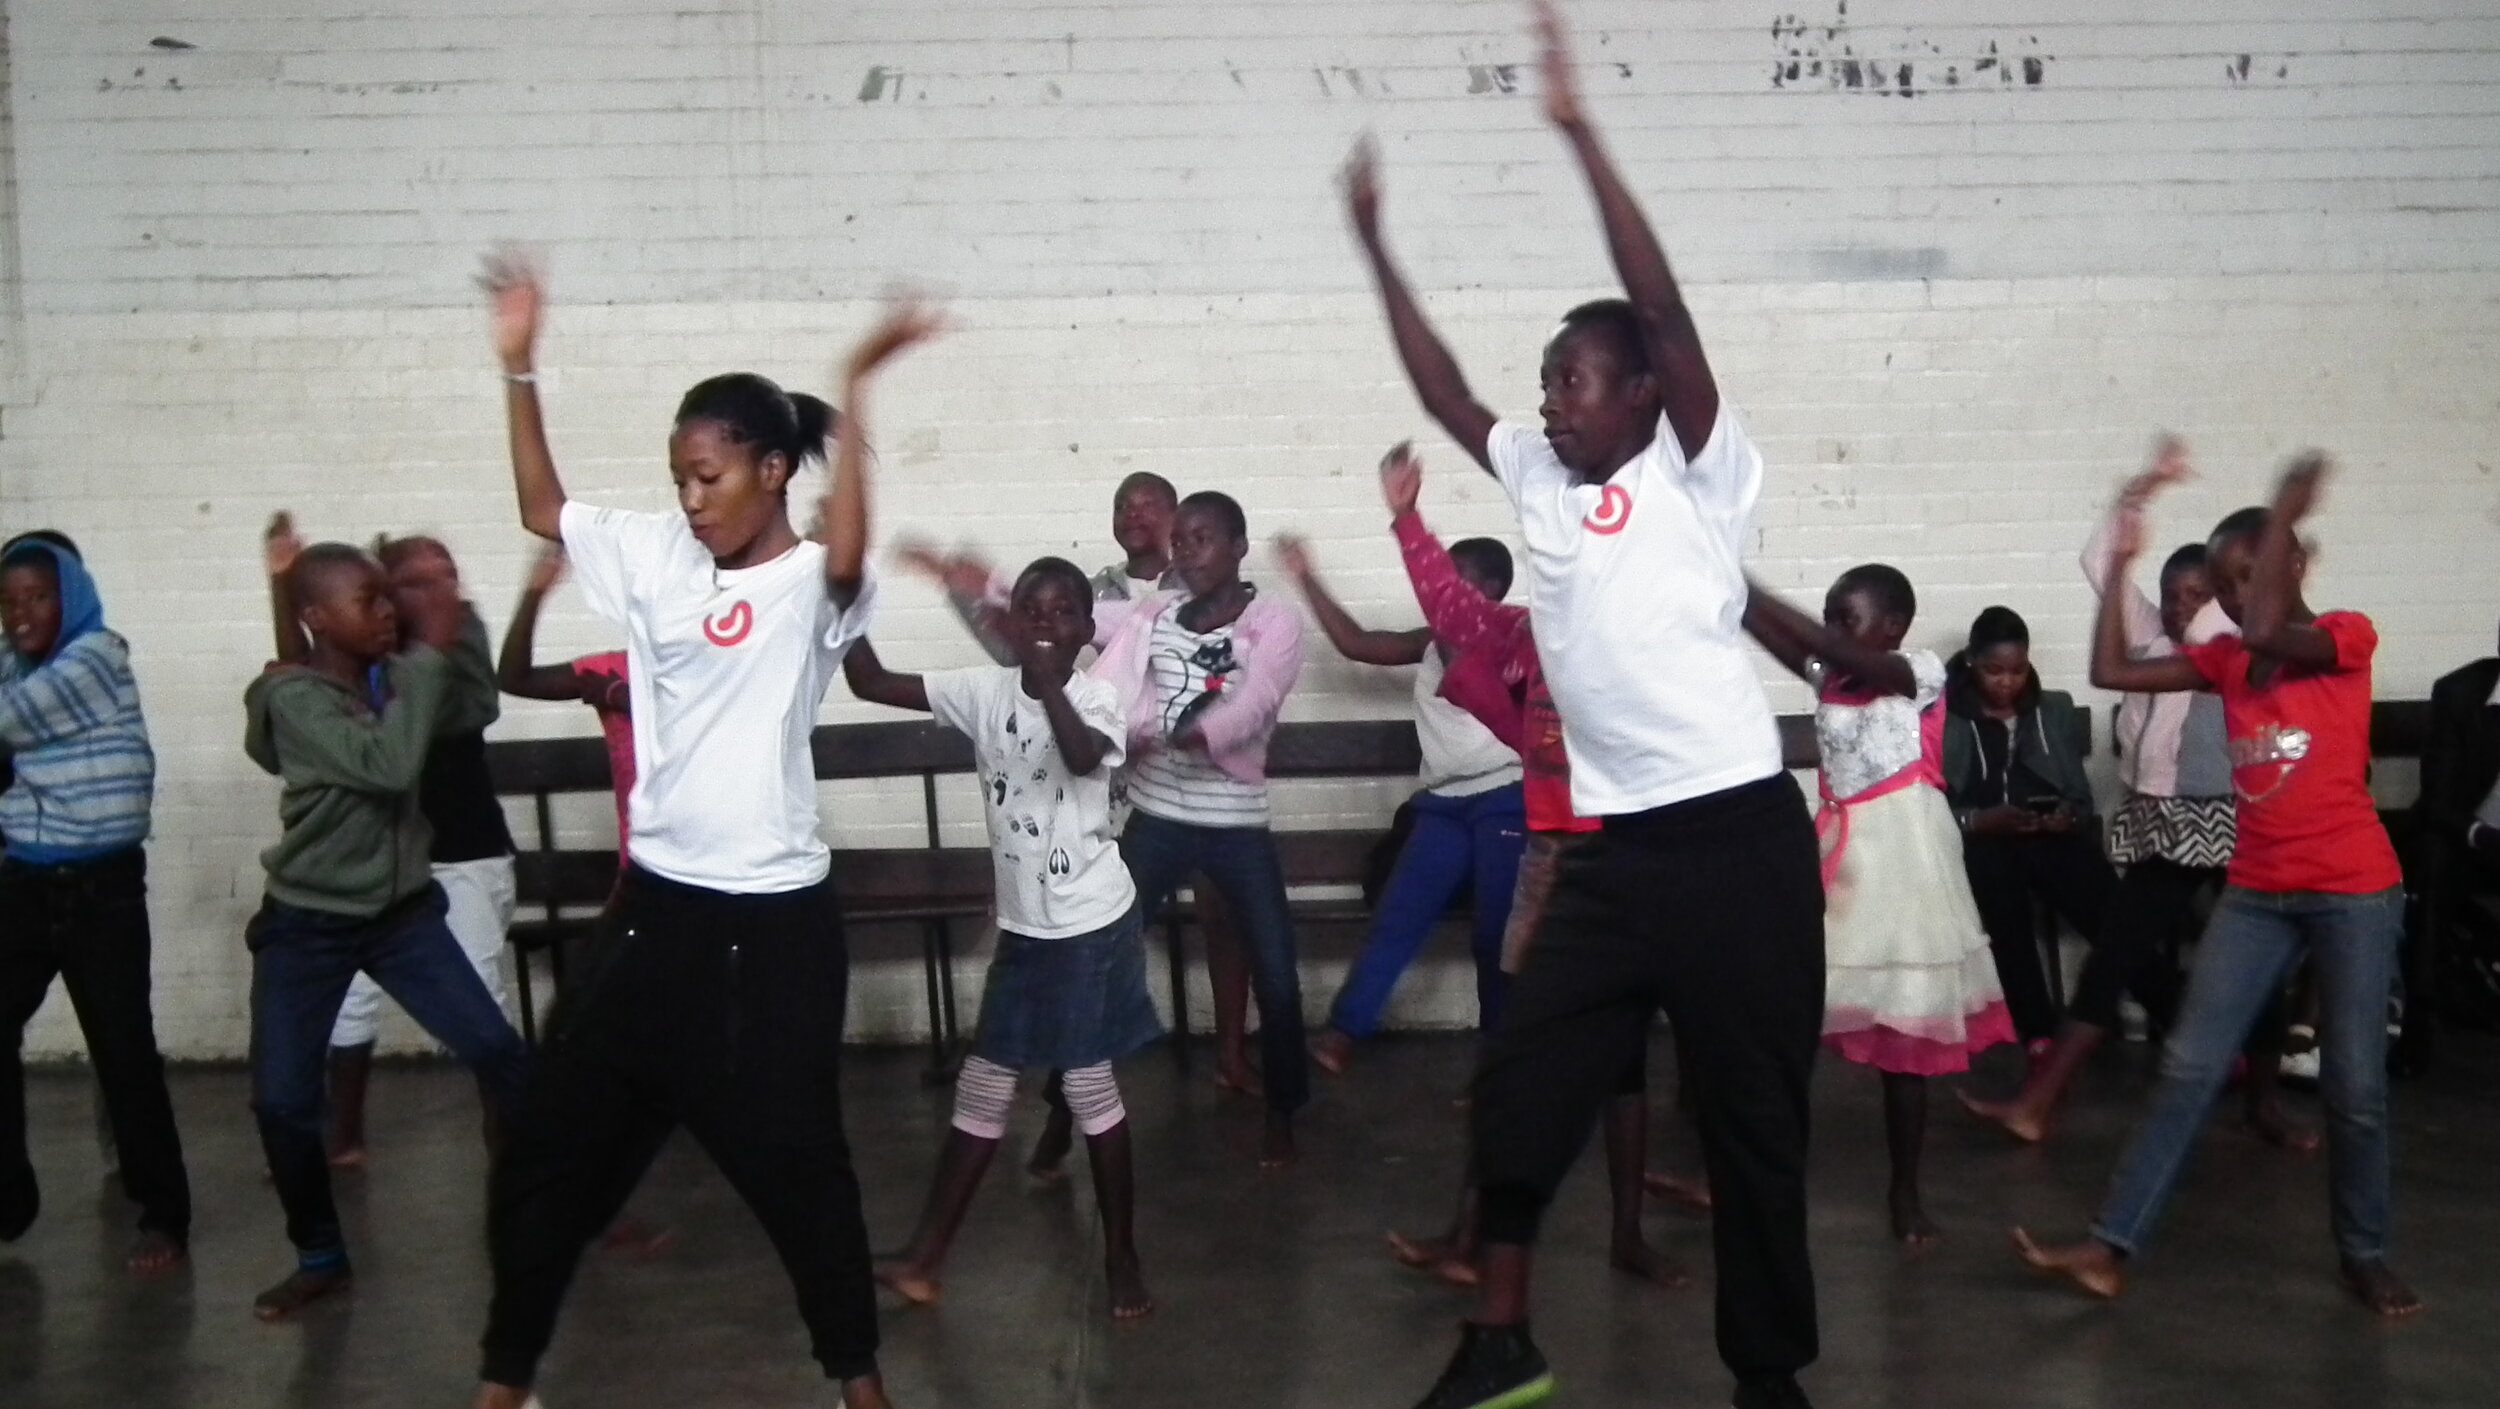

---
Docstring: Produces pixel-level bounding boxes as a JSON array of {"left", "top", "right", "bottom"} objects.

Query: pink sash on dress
[{"left": 1815, "top": 689, "right": 1946, "bottom": 891}]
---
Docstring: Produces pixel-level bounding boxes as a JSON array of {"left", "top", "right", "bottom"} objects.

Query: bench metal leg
[
  {"left": 919, "top": 919, "right": 961, "bottom": 1086},
  {"left": 1164, "top": 916, "right": 1191, "bottom": 1068},
  {"left": 512, "top": 945, "right": 539, "bottom": 1048}
]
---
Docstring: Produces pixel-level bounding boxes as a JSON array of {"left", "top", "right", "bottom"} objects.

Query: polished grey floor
[{"left": 5, "top": 1031, "right": 2498, "bottom": 1408}]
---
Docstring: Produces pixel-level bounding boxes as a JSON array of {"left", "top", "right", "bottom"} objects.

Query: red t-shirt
[
  {"left": 2182, "top": 612, "right": 2399, "bottom": 895},
  {"left": 571, "top": 651, "right": 635, "bottom": 865}
]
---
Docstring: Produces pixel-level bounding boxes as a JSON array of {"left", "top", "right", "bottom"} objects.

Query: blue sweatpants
[{"left": 1328, "top": 783, "right": 1526, "bottom": 1039}]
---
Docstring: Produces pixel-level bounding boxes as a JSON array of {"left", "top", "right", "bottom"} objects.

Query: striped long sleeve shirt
[{"left": 0, "top": 629, "right": 156, "bottom": 862}]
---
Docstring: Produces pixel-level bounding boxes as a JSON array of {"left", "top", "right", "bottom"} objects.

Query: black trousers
[
  {"left": 2068, "top": 858, "right": 2216, "bottom": 1033},
  {"left": 1962, "top": 830, "right": 2114, "bottom": 1042},
  {"left": 0, "top": 849, "right": 190, "bottom": 1241},
  {"left": 1473, "top": 776, "right": 1825, "bottom": 1383},
  {"left": 480, "top": 866, "right": 877, "bottom": 1387}
]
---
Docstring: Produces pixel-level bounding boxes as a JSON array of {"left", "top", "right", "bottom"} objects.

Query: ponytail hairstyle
[{"left": 674, "top": 373, "right": 840, "bottom": 489}]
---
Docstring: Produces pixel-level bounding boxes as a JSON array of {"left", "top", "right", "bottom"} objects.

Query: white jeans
[{"left": 328, "top": 856, "right": 519, "bottom": 1048}]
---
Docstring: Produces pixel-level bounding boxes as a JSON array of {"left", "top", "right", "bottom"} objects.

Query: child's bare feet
[
  {"left": 1106, "top": 1248, "right": 1155, "bottom": 1320},
  {"left": 1026, "top": 1108, "right": 1073, "bottom": 1184},
  {"left": 598, "top": 1213, "right": 679, "bottom": 1259},
  {"left": 1889, "top": 1190, "right": 1942, "bottom": 1251},
  {"left": 2010, "top": 1227, "right": 2123, "bottom": 1299},
  {"left": 253, "top": 1263, "right": 352, "bottom": 1320},
  {"left": 1642, "top": 1169, "right": 1713, "bottom": 1215},
  {"left": 1608, "top": 1234, "right": 1691, "bottom": 1288},
  {"left": 2340, "top": 1257, "right": 2424, "bottom": 1318},
  {"left": 1956, "top": 1087, "right": 2049, "bottom": 1144},
  {"left": 326, "top": 1144, "right": 368, "bottom": 1171},
  {"left": 841, "top": 1373, "right": 897, "bottom": 1409},
  {"left": 1385, "top": 1230, "right": 1481, "bottom": 1287},
  {"left": 466, "top": 1383, "right": 533, "bottom": 1409},
  {"left": 872, "top": 1257, "right": 942, "bottom": 1306},
  {"left": 1258, "top": 1110, "right": 1297, "bottom": 1169},
  {"left": 1214, "top": 1057, "right": 1263, "bottom": 1099},
  {"left": 1311, "top": 1028, "right": 1356, "bottom": 1076},
  {"left": 2246, "top": 1099, "right": 2322, "bottom": 1156},
  {"left": 127, "top": 1229, "right": 187, "bottom": 1276}
]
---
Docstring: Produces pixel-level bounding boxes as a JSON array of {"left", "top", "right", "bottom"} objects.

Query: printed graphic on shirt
[
  {"left": 703, "top": 600, "right": 753, "bottom": 647},
  {"left": 2226, "top": 722, "right": 2312, "bottom": 803},
  {"left": 1128, "top": 612, "right": 1270, "bottom": 828},
  {"left": 1160, "top": 634, "right": 1239, "bottom": 737},
  {"left": 1583, "top": 482, "right": 1632, "bottom": 535}
]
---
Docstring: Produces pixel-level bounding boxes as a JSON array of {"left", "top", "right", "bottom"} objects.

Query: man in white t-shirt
[{"left": 1347, "top": 8, "right": 1825, "bottom": 1409}]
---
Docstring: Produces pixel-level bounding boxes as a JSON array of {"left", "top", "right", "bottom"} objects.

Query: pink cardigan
[{"left": 1091, "top": 590, "right": 1305, "bottom": 787}]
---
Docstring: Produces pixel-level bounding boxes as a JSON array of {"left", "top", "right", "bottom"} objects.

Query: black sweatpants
[
  {"left": 2072, "top": 858, "right": 2292, "bottom": 1057},
  {"left": 1473, "top": 775, "right": 1825, "bottom": 1383},
  {"left": 0, "top": 849, "right": 191, "bottom": 1242},
  {"left": 480, "top": 866, "right": 877, "bottom": 1387},
  {"left": 1962, "top": 830, "right": 2114, "bottom": 1042}
]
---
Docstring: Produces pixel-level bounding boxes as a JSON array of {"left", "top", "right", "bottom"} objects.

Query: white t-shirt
[
  {"left": 1488, "top": 404, "right": 1782, "bottom": 816},
  {"left": 559, "top": 501, "right": 875, "bottom": 894},
  {"left": 1125, "top": 610, "right": 1270, "bottom": 828},
  {"left": 923, "top": 665, "right": 1137, "bottom": 939},
  {"left": 1414, "top": 651, "right": 1522, "bottom": 798}
]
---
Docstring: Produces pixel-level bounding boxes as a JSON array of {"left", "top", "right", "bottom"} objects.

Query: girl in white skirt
[{"left": 1747, "top": 564, "right": 2015, "bottom": 1245}]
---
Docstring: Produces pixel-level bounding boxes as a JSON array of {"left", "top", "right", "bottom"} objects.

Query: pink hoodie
[{"left": 1090, "top": 590, "right": 1305, "bottom": 788}]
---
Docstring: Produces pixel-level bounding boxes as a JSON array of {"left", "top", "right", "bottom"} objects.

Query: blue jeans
[
  {"left": 2093, "top": 885, "right": 2403, "bottom": 1263},
  {"left": 1329, "top": 783, "right": 1525, "bottom": 1039},
  {"left": 248, "top": 884, "right": 527, "bottom": 1259},
  {"left": 1120, "top": 810, "right": 1309, "bottom": 1114}
]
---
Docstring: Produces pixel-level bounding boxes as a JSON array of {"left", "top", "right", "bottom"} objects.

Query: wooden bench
[{"left": 488, "top": 707, "right": 2097, "bottom": 1069}]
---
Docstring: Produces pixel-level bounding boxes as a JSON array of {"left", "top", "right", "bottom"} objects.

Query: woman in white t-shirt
[
  {"left": 467, "top": 251, "right": 936, "bottom": 1409},
  {"left": 843, "top": 558, "right": 1161, "bottom": 1321}
]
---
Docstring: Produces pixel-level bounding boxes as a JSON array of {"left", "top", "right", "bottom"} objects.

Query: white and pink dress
[{"left": 1816, "top": 649, "right": 2014, "bottom": 1074}]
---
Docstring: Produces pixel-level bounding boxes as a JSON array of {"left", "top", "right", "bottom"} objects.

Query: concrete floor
[{"left": 4, "top": 1032, "right": 2499, "bottom": 1409}]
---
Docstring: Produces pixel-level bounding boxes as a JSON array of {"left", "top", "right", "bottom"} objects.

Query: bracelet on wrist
[{"left": 503, "top": 370, "right": 538, "bottom": 385}]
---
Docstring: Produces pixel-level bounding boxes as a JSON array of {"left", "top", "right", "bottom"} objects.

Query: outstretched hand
[
  {"left": 2273, "top": 450, "right": 2330, "bottom": 526},
  {"left": 1340, "top": 136, "right": 1382, "bottom": 241},
  {"left": 1534, "top": 0, "right": 1585, "bottom": 130},
  {"left": 263, "top": 511, "right": 303, "bottom": 581},
  {"left": 477, "top": 244, "right": 546, "bottom": 371},
  {"left": 893, "top": 539, "right": 995, "bottom": 602},
  {"left": 2120, "top": 435, "right": 2194, "bottom": 509},
  {"left": 1273, "top": 533, "right": 1316, "bottom": 581},
  {"left": 1378, "top": 441, "right": 1422, "bottom": 516},
  {"left": 525, "top": 541, "right": 567, "bottom": 594},
  {"left": 847, "top": 295, "right": 948, "bottom": 381}
]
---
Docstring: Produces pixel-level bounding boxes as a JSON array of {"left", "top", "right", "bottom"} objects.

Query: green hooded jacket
[{"left": 243, "top": 645, "right": 452, "bottom": 917}]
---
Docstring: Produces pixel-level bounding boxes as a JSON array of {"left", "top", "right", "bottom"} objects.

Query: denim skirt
[{"left": 972, "top": 907, "right": 1166, "bottom": 1070}]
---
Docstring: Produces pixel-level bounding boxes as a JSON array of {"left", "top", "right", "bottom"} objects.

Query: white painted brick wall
[{"left": 2, "top": 1, "right": 2496, "bottom": 1056}]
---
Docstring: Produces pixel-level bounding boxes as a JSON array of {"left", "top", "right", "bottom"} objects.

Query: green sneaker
[{"left": 1409, "top": 1321, "right": 1554, "bottom": 1409}]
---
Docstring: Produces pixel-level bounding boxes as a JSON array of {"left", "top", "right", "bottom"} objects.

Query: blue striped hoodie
[{"left": 0, "top": 542, "right": 156, "bottom": 863}]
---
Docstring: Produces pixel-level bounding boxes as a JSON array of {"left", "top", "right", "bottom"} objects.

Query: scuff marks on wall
[
  {"left": 2225, "top": 53, "right": 2296, "bottom": 85},
  {"left": 1770, "top": 2, "right": 2051, "bottom": 98}
]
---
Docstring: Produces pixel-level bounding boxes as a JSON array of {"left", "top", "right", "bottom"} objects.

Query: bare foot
[
  {"left": 127, "top": 1229, "right": 188, "bottom": 1276},
  {"left": 466, "top": 1383, "right": 533, "bottom": 1409},
  {"left": 2247, "top": 1101, "right": 2322, "bottom": 1157},
  {"left": 2010, "top": 1227, "right": 2123, "bottom": 1299},
  {"left": 1258, "top": 1111, "right": 1297, "bottom": 1170},
  {"left": 1609, "top": 1235, "right": 1692, "bottom": 1288},
  {"left": 1890, "top": 1191, "right": 1942, "bottom": 1252},
  {"left": 1385, "top": 1230, "right": 1481, "bottom": 1287},
  {"left": 1214, "top": 1059, "right": 1263, "bottom": 1100},
  {"left": 1311, "top": 1029, "right": 1355, "bottom": 1076},
  {"left": 1642, "top": 1169, "right": 1713, "bottom": 1215},
  {"left": 253, "top": 1263, "right": 352, "bottom": 1321},
  {"left": 872, "top": 1257, "right": 941, "bottom": 1306},
  {"left": 841, "top": 1373, "right": 897, "bottom": 1409},
  {"left": 1026, "top": 1114, "right": 1073, "bottom": 1184},
  {"left": 2340, "top": 1258, "right": 2423, "bottom": 1317},
  {"left": 1956, "top": 1086, "right": 2049, "bottom": 1144},
  {"left": 326, "top": 1144, "right": 368, "bottom": 1172},
  {"left": 1106, "top": 1249, "right": 1155, "bottom": 1320},
  {"left": 598, "top": 1213, "right": 679, "bottom": 1259}
]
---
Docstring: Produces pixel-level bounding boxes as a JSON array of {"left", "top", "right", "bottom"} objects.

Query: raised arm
[
  {"left": 497, "top": 542, "right": 592, "bottom": 701},
  {"left": 823, "top": 299, "right": 947, "bottom": 609},
  {"left": 895, "top": 540, "right": 1016, "bottom": 666},
  {"left": 2239, "top": 454, "right": 2341, "bottom": 669},
  {"left": 1342, "top": 139, "right": 1499, "bottom": 472},
  {"left": 1537, "top": 1, "right": 1716, "bottom": 459},
  {"left": 2089, "top": 493, "right": 2208, "bottom": 694},
  {"left": 263, "top": 511, "right": 311, "bottom": 665},
  {"left": 841, "top": 636, "right": 930, "bottom": 714},
  {"left": 1740, "top": 579, "right": 1917, "bottom": 697},
  {"left": 480, "top": 247, "right": 565, "bottom": 540},
  {"left": 1275, "top": 534, "right": 1429, "bottom": 667}
]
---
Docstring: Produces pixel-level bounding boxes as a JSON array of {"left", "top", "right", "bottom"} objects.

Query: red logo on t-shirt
[
  {"left": 703, "top": 601, "right": 753, "bottom": 647},
  {"left": 1583, "top": 483, "right": 1632, "bottom": 535}
]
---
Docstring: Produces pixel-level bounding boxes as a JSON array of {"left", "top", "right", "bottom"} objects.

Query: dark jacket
[
  {"left": 1941, "top": 683, "right": 2096, "bottom": 823},
  {"left": 2419, "top": 658, "right": 2500, "bottom": 846}
]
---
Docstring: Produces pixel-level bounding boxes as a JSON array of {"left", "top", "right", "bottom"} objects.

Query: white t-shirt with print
[
  {"left": 924, "top": 665, "right": 1137, "bottom": 939},
  {"left": 559, "top": 501, "right": 874, "bottom": 894},
  {"left": 1125, "top": 609, "right": 1270, "bottom": 828},
  {"left": 1487, "top": 404, "right": 1782, "bottom": 816},
  {"left": 1414, "top": 651, "right": 1522, "bottom": 798}
]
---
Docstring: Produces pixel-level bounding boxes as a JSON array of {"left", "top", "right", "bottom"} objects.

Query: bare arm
[
  {"left": 1274, "top": 534, "right": 1429, "bottom": 667},
  {"left": 1032, "top": 672, "right": 1112, "bottom": 778},
  {"left": 1538, "top": 1, "right": 1715, "bottom": 459},
  {"left": 1342, "top": 140, "right": 1499, "bottom": 472},
  {"left": 1741, "top": 579, "right": 1917, "bottom": 697},
  {"left": 2089, "top": 500, "right": 2208, "bottom": 694},
  {"left": 2239, "top": 454, "right": 2341, "bottom": 669},
  {"left": 496, "top": 544, "right": 589, "bottom": 701},
  {"left": 263, "top": 512, "right": 310, "bottom": 665},
  {"left": 841, "top": 636, "right": 930, "bottom": 714},
  {"left": 480, "top": 248, "right": 566, "bottom": 540},
  {"left": 824, "top": 300, "right": 947, "bottom": 608}
]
